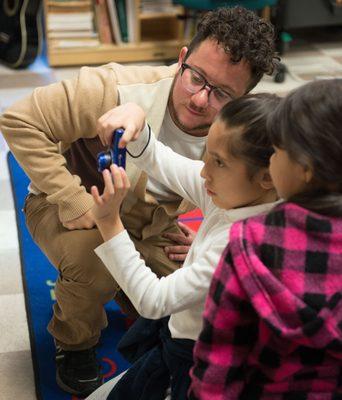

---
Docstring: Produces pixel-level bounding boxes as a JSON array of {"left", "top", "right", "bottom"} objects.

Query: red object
[{"left": 178, "top": 208, "right": 203, "bottom": 232}]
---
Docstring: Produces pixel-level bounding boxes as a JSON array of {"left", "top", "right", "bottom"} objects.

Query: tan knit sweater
[{"left": 0, "top": 62, "right": 195, "bottom": 231}]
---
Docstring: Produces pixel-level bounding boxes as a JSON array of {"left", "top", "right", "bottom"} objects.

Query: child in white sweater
[{"left": 87, "top": 94, "right": 280, "bottom": 400}]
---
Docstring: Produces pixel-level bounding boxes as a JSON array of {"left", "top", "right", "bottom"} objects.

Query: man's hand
[
  {"left": 163, "top": 222, "right": 196, "bottom": 262},
  {"left": 97, "top": 102, "right": 146, "bottom": 148},
  {"left": 62, "top": 209, "right": 96, "bottom": 230}
]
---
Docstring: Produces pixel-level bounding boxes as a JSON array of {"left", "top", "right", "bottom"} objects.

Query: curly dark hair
[{"left": 186, "top": 7, "right": 278, "bottom": 92}]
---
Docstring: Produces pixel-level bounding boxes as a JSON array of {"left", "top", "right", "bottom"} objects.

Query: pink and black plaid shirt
[{"left": 189, "top": 202, "right": 342, "bottom": 400}]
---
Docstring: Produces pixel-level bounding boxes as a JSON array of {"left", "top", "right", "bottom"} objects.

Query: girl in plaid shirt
[
  {"left": 87, "top": 93, "right": 280, "bottom": 400},
  {"left": 189, "top": 79, "right": 342, "bottom": 400}
]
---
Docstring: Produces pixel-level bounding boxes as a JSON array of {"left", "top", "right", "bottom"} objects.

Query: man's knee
[
  {"left": 58, "top": 233, "right": 118, "bottom": 298},
  {"left": 24, "top": 197, "right": 117, "bottom": 298}
]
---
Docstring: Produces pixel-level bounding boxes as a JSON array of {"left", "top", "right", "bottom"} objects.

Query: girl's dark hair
[
  {"left": 186, "top": 7, "right": 278, "bottom": 92},
  {"left": 268, "top": 78, "right": 342, "bottom": 217},
  {"left": 218, "top": 93, "right": 280, "bottom": 180}
]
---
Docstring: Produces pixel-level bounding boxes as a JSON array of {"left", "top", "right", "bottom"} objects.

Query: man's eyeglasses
[{"left": 180, "top": 63, "right": 233, "bottom": 109}]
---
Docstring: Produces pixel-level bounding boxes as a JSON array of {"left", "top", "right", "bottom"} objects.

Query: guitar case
[{"left": 0, "top": 0, "right": 43, "bottom": 68}]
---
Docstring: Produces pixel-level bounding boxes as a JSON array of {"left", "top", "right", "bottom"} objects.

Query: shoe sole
[{"left": 56, "top": 370, "right": 103, "bottom": 397}]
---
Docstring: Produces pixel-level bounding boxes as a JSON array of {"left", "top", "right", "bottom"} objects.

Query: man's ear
[
  {"left": 258, "top": 169, "right": 274, "bottom": 190},
  {"left": 177, "top": 47, "right": 188, "bottom": 69}
]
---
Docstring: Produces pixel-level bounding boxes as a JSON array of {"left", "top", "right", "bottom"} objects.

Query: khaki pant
[{"left": 24, "top": 193, "right": 181, "bottom": 351}]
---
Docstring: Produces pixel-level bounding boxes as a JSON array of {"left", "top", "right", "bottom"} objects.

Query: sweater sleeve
[
  {"left": 189, "top": 234, "right": 258, "bottom": 400},
  {"left": 127, "top": 124, "right": 208, "bottom": 211},
  {"left": 0, "top": 65, "right": 118, "bottom": 222},
  {"left": 95, "top": 229, "right": 224, "bottom": 319}
]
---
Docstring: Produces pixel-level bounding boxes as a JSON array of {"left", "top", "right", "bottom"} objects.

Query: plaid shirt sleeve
[{"left": 189, "top": 227, "right": 258, "bottom": 400}]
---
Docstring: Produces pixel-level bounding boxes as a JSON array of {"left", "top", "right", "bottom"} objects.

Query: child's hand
[
  {"left": 91, "top": 165, "right": 130, "bottom": 238},
  {"left": 97, "top": 102, "right": 146, "bottom": 148}
]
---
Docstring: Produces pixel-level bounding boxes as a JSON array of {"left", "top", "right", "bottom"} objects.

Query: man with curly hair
[{"left": 0, "top": 6, "right": 277, "bottom": 397}]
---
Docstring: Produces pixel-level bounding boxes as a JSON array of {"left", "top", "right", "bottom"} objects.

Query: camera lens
[{"left": 97, "top": 150, "right": 113, "bottom": 172}]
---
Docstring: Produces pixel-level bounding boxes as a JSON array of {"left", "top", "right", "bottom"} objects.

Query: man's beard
[{"left": 167, "top": 76, "right": 211, "bottom": 137}]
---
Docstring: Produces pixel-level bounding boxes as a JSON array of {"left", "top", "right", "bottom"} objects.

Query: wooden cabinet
[{"left": 44, "top": 0, "right": 186, "bottom": 66}]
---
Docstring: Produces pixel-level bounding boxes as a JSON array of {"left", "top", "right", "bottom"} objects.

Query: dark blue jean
[{"left": 108, "top": 317, "right": 195, "bottom": 400}]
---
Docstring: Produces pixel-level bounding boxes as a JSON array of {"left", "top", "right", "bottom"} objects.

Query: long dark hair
[
  {"left": 268, "top": 79, "right": 342, "bottom": 217},
  {"left": 218, "top": 93, "right": 280, "bottom": 179}
]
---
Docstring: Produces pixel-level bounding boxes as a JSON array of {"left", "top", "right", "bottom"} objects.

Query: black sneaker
[{"left": 55, "top": 345, "right": 103, "bottom": 397}]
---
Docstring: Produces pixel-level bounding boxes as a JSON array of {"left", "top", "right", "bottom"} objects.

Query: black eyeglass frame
[{"left": 180, "top": 63, "right": 234, "bottom": 105}]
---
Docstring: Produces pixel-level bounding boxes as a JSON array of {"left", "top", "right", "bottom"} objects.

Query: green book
[{"left": 115, "top": 0, "right": 128, "bottom": 43}]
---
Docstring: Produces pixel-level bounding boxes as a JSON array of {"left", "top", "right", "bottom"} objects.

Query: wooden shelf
[
  {"left": 48, "top": 40, "right": 186, "bottom": 66},
  {"left": 139, "top": 6, "right": 184, "bottom": 20},
  {"left": 44, "top": 0, "right": 185, "bottom": 67}
]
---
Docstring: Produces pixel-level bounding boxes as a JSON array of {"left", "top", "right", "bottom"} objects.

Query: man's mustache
[{"left": 188, "top": 102, "right": 206, "bottom": 114}]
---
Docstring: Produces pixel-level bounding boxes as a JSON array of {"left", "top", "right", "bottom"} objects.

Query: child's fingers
[
  {"left": 91, "top": 185, "right": 103, "bottom": 205},
  {"left": 110, "top": 164, "right": 123, "bottom": 189},
  {"left": 102, "top": 169, "right": 115, "bottom": 195},
  {"left": 120, "top": 167, "right": 131, "bottom": 190}
]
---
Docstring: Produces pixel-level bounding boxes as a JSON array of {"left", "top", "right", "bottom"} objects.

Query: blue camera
[{"left": 97, "top": 128, "right": 126, "bottom": 172}]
